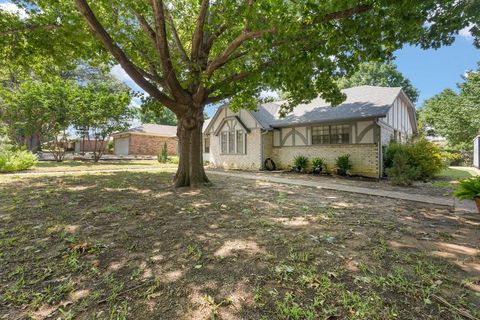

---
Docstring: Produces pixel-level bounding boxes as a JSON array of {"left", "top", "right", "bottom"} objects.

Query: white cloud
[
  {"left": 458, "top": 24, "right": 474, "bottom": 40},
  {"left": 110, "top": 64, "right": 132, "bottom": 83},
  {"left": 110, "top": 64, "right": 145, "bottom": 93},
  {"left": 0, "top": 2, "right": 28, "bottom": 19}
]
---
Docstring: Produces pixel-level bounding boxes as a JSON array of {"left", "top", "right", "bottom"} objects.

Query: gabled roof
[
  {"left": 203, "top": 86, "right": 416, "bottom": 133},
  {"left": 259, "top": 86, "right": 406, "bottom": 128},
  {"left": 114, "top": 124, "right": 177, "bottom": 137}
]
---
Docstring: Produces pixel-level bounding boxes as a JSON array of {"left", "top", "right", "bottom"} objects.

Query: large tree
[
  {"left": 2, "top": 0, "right": 479, "bottom": 186},
  {"left": 337, "top": 61, "right": 419, "bottom": 103},
  {"left": 420, "top": 65, "right": 480, "bottom": 150},
  {"left": 0, "top": 78, "right": 77, "bottom": 153}
]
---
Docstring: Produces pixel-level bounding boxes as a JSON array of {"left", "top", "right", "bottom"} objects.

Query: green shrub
[
  {"left": 311, "top": 157, "right": 325, "bottom": 168},
  {"left": 385, "top": 150, "right": 421, "bottom": 186},
  {"left": 384, "top": 139, "right": 445, "bottom": 183},
  {"left": 0, "top": 149, "right": 37, "bottom": 172},
  {"left": 454, "top": 176, "right": 480, "bottom": 200},
  {"left": 167, "top": 156, "right": 179, "bottom": 164},
  {"left": 157, "top": 142, "right": 168, "bottom": 163},
  {"left": 335, "top": 154, "right": 352, "bottom": 171},
  {"left": 293, "top": 155, "right": 308, "bottom": 171}
]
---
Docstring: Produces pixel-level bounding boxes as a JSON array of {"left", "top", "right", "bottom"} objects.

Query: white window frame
[{"left": 220, "top": 129, "right": 246, "bottom": 155}]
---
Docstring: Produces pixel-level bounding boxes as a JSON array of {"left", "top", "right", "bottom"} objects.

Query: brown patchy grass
[{"left": 0, "top": 170, "right": 479, "bottom": 319}]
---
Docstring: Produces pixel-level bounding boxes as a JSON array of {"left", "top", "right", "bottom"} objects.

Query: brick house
[
  {"left": 112, "top": 124, "right": 178, "bottom": 156},
  {"left": 202, "top": 86, "right": 418, "bottom": 178}
]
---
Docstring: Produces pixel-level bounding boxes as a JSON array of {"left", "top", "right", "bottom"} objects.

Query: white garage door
[{"left": 114, "top": 138, "right": 129, "bottom": 155}]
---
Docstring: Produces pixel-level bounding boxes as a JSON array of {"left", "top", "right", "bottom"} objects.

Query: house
[
  {"left": 74, "top": 138, "right": 109, "bottom": 153},
  {"left": 474, "top": 135, "right": 480, "bottom": 169},
  {"left": 203, "top": 86, "right": 417, "bottom": 178},
  {"left": 112, "top": 124, "right": 178, "bottom": 156}
]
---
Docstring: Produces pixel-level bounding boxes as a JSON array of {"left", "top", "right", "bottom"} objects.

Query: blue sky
[{"left": 394, "top": 36, "right": 479, "bottom": 106}]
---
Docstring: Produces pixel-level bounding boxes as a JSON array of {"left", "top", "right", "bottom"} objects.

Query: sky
[{"left": 2, "top": 0, "right": 479, "bottom": 114}]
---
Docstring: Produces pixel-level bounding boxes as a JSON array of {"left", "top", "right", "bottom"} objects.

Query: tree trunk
[{"left": 174, "top": 109, "right": 210, "bottom": 187}]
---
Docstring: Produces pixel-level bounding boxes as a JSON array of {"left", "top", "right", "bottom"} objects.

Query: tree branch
[
  {"left": 0, "top": 23, "right": 61, "bottom": 36},
  {"left": 207, "top": 71, "right": 250, "bottom": 94},
  {"left": 319, "top": 4, "right": 373, "bottom": 23},
  {"left": 133, "top": 11, "right": 157, "bottom": 46},
  {"left": 151, "top": 0, "right": 190, "bottom": 103},
  {"left": 165, "top": 12, "right": 191, "bottom": 67},
  {"left": 74, "top": 0, "right": 180, "bottom": 113},
  {"left": 190, "top": 0, "right": 209, "bottom": 62},
  {"left": 206, "top": 27, "right": 275, "bottom": 76}
]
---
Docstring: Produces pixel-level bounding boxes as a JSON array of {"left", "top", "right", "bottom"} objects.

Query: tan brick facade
[
  {"left": 115, "top": 133, "right": 178, "bottom": 156},
  {"left": 271, "top": 143, "right": 380, "bottom": 178}
]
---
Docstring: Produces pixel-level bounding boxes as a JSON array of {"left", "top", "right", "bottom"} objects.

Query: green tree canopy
[
  {"left": 137, "top": 96, "right": 177, "bottom": 126},
  {"left": 0, "top": 78, "right": 77, "bottom": 153},
  {"left": 72, "top": 82, "right": 133, "bottom": 161},
  {"left": 337, "top": 61, "right": 419, "bottom": 103},
  {"left": 420, "top": 65, "right": 480, "bottom": 150},
  {"left": 2, "top": 0, "right": 479, "bottom": 185}
]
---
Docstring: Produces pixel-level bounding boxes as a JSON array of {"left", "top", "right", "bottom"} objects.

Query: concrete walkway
[{"left": 208, "top": 170, "right": 455, "bottom": 207}]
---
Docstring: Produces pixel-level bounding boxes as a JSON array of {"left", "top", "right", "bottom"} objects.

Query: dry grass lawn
[{"left": 1, "top": 169, "right": 479, "bottom": 319}]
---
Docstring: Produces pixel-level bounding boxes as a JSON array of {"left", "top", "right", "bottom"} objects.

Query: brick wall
[
  {"left": 128, "top": 134, "right": 178, "bottom": 156},
  {"left": 209, "top": 128, "right": 262, "bottom": 170},
  {"left": 271, "top": 144, "right": 380, "bottom": 178}
]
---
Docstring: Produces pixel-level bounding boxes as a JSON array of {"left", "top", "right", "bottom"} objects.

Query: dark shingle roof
[{"left": 254, "top": 86, "right": 404, "bottom": 128}]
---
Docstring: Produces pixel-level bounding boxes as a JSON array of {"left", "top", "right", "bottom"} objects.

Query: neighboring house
[
  {"left": 74, "top": 138, "right": 109, "bottom": 153},
  {"left": 203, "top": 86, "right": 417, "bottom": 178},
  {"left": 202, "top": 118, "right": 212, "bottom": 162},
  {"left": 112, "top": 124, "right": 178, "bottom": 156},
  {"left": 474, "top": 135, "right": 480, "bottom": 169}
]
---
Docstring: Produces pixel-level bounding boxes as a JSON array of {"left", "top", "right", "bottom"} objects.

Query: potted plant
[
  {"left": 311, "top": 157, "right": 326, "bottom": 174},
  {"left": 335, "top": 154, "right": 352, "bottom": 176},
  {"left": 454, "top": 176, "right": 480, "bottom": 213},
  {"left": 293, "top": 155, "right": 308, "bottom": 173}
]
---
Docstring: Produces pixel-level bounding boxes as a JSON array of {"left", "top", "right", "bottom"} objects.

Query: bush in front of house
[
  {"left": 311, "top": 157, "right": 326, "bottom": 174},
  {"left": 385, "top": 150, "right": 421, "bottom": 186},
  {"left": 335, "top": 154, "right": 352, "bottom": 176},
  {"left": 293, "top": 155, "right": 308, "bottom": 172},
  {"left": 454, "top": 176, "right": 480, "bottom": 212},
  {"left": 157, "top": 142, "right": 168, "bottom": 163},
  {"left": 0, "top": 136, "right": 37, "bottom": 172},
  {"left": 384, "top": 139, "right": 445, "bottom": 185}
]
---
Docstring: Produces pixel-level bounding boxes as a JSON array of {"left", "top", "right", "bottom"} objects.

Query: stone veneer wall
[
  {"left": 209, "top": 128, "right": 262, "bottom": 170},
  {"left": 271, "top": 143, "right": 380, "bottom": 178},
  {"left": 128, "top": 134, "right": 178, "bottom": 156}
]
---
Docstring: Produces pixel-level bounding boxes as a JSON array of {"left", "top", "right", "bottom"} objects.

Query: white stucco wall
[
  {"left": 380, "top": 95, "right": 416, "bottom": 143},
  {"left": 474, "top": 135, "right": 480, "bottom": 169}
]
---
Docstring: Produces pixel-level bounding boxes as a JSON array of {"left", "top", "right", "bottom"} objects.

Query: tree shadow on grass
[{"left": 1, "top": 171, "right": 479, "bottom": 319}]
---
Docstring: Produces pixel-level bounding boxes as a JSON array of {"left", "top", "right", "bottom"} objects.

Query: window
[
  {"left": 228, "top": 131, "right": 235, "bottom": 153},
  {"left": 236, "top": 131, "right": 244, "bottom": 154},
  {"left": 311, "top": 126, "right": 330, "bottom": 144},
  {"left": 330, "top": 125, "right": 350, "bottom": 144},
  {"left": 204, "top": 137, "right": 210, "bottom": 153},
  {"left": 221, "top": 132, "right": 228, "bottom": 153},
  {"left": 220, "top": 130, "right": 245, "bottom": 154},
  {"left": 312, "top": 124, "right": 350, "bottom": 145}
]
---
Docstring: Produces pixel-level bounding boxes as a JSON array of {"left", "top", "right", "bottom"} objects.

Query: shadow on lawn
[{"left": 1, "top": 171, "right": 479, "bottom": 319}]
